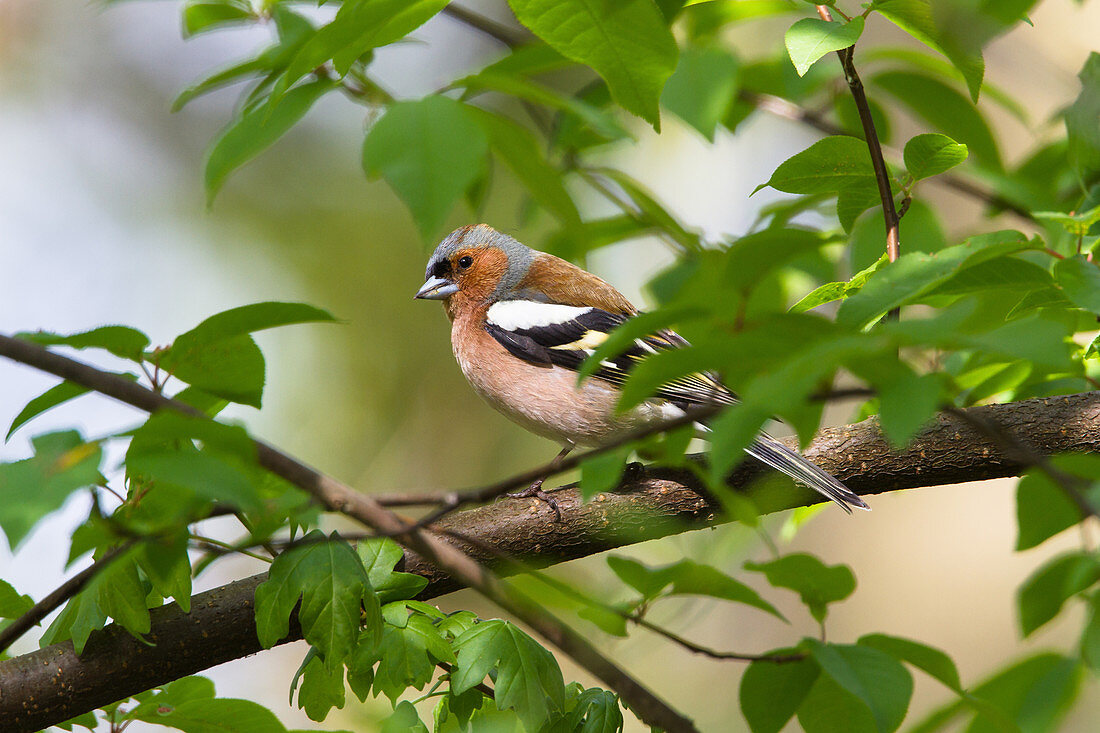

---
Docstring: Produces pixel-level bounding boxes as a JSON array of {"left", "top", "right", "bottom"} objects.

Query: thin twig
[
  {"left": 439, "top": 527, "right": 805, "bottom": 664},
  {"left": 0, "top": 542, "right": 136, "bottom": 655},
  {"left": 441, "top": 4, "right": 526, "bottom": 48},
  {"left": 0, "top": 334, "right": 697, "bottom": 733},
  {"left": 816, "top": 5, "right": 900, "bottom": 320}
]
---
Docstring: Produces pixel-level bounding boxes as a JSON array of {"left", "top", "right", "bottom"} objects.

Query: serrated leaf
[
  {"left": 739, "top": 648, "right": 819, "bottom": 733},
  {"left": 1018, "top": 552, "right": 1100, "bottom": 636},
  {"left": 373, "top": 614, "right": 454, "bottom": 701},
  {"left": 362, "top": 96, "right": 489, "bottom": 239},
  {"left": 205, "top": 78, "right": 335, "bottom": 201},
  {"left": 785, "top": 17, "right": 864, "bottom": 77},
  {"left": 292, "top": 652, "right": 346, "bottom": 722},
  {"left": 904, "top": 133, "right": 968, "bottom": 180},
  {"left": 0, "top": 431, "right": 103, "bottom": 551},
  {"left": 452, "top": 619, "right": 565, "bottom": 731},
  {"left": 745, "top": 554, "right": 855, "bottom": 623},
  {"left": 254, "top": 531, "right": 380, "bottom": 670},
  {"left": 808, "top": 640, "right": 913, "bottom": 733},
  {"left": 0, "top": 579, "right": 33, "bottom": 619},
  {"left": 506, "top": 0, "right": 678, "bottom": 128}
]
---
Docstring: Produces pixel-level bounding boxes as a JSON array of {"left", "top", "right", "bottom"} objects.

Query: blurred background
[{"left": 2, "top": 0, "right": 1100, "bottom": 730}]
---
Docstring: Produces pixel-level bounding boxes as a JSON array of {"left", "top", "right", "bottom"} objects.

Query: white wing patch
[{"left": 487, "top": 301, "right": 593, "bottom": 331}]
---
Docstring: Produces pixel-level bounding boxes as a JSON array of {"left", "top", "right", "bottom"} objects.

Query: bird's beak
[{"left": 415, "top": 276, "right": 459, "bottom": 300}]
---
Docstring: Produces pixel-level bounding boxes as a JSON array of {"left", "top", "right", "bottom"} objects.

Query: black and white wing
[
  {"left": 484, "top": 300, "right": 734, "bottom": 409},
  {"left": 483, "top": 299, "right": 868, "bottom": 513}
]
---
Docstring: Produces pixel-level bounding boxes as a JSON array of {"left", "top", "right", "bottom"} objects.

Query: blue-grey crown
[{"left": 425, "top": 224, "right": 536, "bottom": 298}]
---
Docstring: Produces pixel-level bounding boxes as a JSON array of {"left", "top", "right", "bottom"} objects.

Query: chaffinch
[{"left": 416, "top": 224, "right": 868, "bottom": 514}]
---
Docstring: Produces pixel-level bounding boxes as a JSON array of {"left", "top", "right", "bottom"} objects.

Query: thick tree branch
[
  {"left": 3, "top": 391, "right": 1099, "bottom": 730},
  {"left": 0, "top": 335, "right": 694, "bottom": 733}
]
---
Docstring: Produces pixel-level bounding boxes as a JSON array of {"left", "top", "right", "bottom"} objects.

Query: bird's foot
[{"left": 506, "top": 480, "right": 563, "bottom": 522}]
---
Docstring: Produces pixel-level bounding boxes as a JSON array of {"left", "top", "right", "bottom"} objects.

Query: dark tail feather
[{"left": 743, "top": 432, "right": 869, "bottom": 513}]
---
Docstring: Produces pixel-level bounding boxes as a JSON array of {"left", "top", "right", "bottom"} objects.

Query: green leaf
[
  {"left": 381, "top": 700, "right": 429, "bottom": 733},
  {"left": 274, "top": 0, "right": 449, "bottom": 103},
  {"left": 904, "top": 133, "right": 968, "bottom": 180},
  {"left": 205, "top": 78, "right": 335, "bottom": 201},
  {"left": 373, "top": 614, "right": 454, "bottom": 701},
  {"left": 589, "top": 167, "right": 700, "bottom": 251},
  {"left": 7, "top": 381, "right": 91, "bottom": 441},
  {"left": 1054, "top": 255, "right": 1100, "bottom": 313},
  {"left": 808, "top": 640, "right": 913, "bottom": 733},
  {"left": 0, "top": 579, "right": 33, "bottom": 619},
  {"left": 127, "top": 447, "right": 262, "bottom": 512},
  {"left": 784, "top": 17, "right": 864, "bottom": 77},
  {"left": 1081, "top": 594, "right": 1100, "bottom": 673},
  {"left": 468, "top": 108, "right": 582, "bottom": 229},
  {"left": 797, "top": 671, "right": 878, "bottom": 733},
  {"left": 292, "top": 653, "right": 346, "bottom": 722},
  {"left": 837, "top": 230, "right": 1035, "bottom": 328},
  {"left": 182, "top": 0, "right": 254, "bottom": 37},
  {"left": 1066, "top": 52, "right": 1100, "bottom": 183},
  {"left": 138, "top": 532, "right": 193, "bottom": 613},
  {"left": 19, "top": 326, "right": 150, "bottom": 361},
  {"left": 173, "top": 6, "right": 315, "bottom": 111},
  {"left": 356, "top": 538, "right": 427, "bottom": 603},
  {"left": 661, "top": 45, "right": 740, "bottom": 140},
  {"left": 579, "top": 447, "right": 630, "bottom": 501},
  {"left": 876, "top": 371, "right": 941, "bottom": 448},
  {"left": 871, "top": 70, "right": 1000, "bottom": 171},
  {"left": 910, "top": 653, "right": 1077, "bottom": 733},
  {"left": 181, "top": 302, "right": 338, "bottom": 341},
  {"left": 254, "top": 531, "right": 381, "bottom": 670},
  {"left": 872, "top": 0, "right": 984, "bottom": 100},
  {"left": 0, "top": 431, "right": 103, "bottom": 550},
  {"left": 1016, "top": 469, "right": 1085, "bottom": 551},
  {"left": 759, "top": 135, "right": 875, "bottom": 196},
  {"left": 39, "top": 578, "right": 107, "bottom": 655},
  {"left": 129, "top": 697, "right": 289, "bottom": 732},
  {"left": 1017, "top": 552, "right": 1100, "bottom": 636},
  {"left": 96, "top": 555, "right": 151, "bottom": 637},
  {"left": 606, "top": 556, "right": 784, "bottom": 618},
  {"left": 362, "top": 96, "right": 489, "bottom": 239},
  {"left": 739, "top": 649, "right": 820, "bottom": 733},
  {"left": 506, "top": 0, "right": 678, "bottom": 128},
  {"left": 857, "top": 633, "right": 962, "bottom": 691},
  {"left": 744, "top": 553, "right": 855, "bottom": 623},
  {"left": 452, "top": 620, "right": 565, "bottom": 732}
]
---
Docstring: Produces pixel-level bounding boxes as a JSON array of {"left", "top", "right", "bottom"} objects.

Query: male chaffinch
[{"left": 416, "top": 224, "right": 868, "bottom": 515}]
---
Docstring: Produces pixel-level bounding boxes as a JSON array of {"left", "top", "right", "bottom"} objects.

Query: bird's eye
[{"left": 457, "top": 255, "right": 474, "bottom": 269}]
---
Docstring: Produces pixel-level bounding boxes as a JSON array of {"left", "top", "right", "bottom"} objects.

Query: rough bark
[{"left": 2, "top": 392, "right": 1098, "bottom": 731}]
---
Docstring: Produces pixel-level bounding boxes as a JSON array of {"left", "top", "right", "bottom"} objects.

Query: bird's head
[{"left": 415, "top": 224, "right": 535, "bottom": 305}]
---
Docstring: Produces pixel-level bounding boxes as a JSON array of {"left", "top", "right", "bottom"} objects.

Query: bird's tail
[{"left": 696, "top": 423, "right": 869, "bottom": 513}]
